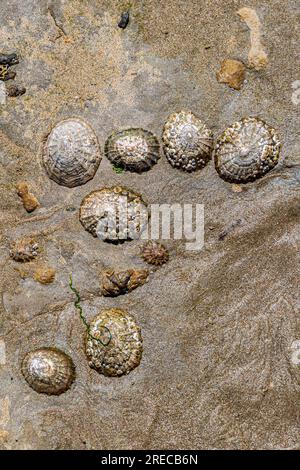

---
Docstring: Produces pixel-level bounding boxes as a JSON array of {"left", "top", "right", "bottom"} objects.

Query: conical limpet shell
[
  {"left": 140, "top": 241, "right": 169, "bottom": 266},
  {"left": 214, "top": 117, "right": 281, "bottom": 184},
  {"left": 43, "top": 118, "right": 101, "bottom": 188},
  {"left": 85, "top": 308, "right": 143, "bottom": 377},
  {"left": 79, "top": 186, "right": 148, "bottom": 242},
  {"left": 21, "top": 347, "right": 75, "bottom": 395},
  {"left": 105, "top": 128, "right": 160, "bottom": 173},
  {"left": 162, "top": 111, "right": 213, "bottom": 172}
]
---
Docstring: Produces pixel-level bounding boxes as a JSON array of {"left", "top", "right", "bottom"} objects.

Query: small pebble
[{"left": 0, "top": 66, "right": 16, "bottom": 81}]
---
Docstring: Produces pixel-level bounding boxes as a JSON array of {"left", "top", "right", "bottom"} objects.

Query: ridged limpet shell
[
  {"left": 100, "top": 268, "right": 149, "bottom": 297},
  {"left": 214, "top": 117, "right": 281, "bottom": 184},
  {"left": 79, "top": 186, "right": 148, "bottom": 242},
  {"left": 43, "top": 118, "right": 101, "bottom": 188},
  {"left": 85, "top": 308, "right": 143, "bottom": 377},
  {"left": 105, "top": 128, "right": 160, "bottom": 173},
  {"left": 140, "top": 241, "right": 169, "bottom": 266},
  {"left": 162, "top": 111, "right": 213, "bottom": 172},
  {"left": 21, "top": 348, "right": 75, "bottom": 395}
]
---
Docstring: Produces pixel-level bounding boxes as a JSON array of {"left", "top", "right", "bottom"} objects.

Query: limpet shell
[
  {"left": 105, "top": 128, "right": 160, "bottom": 173},
  {"left": 214, "top": 117, "right": 281, "bottom": 184},
  {"left": 85, "top": 308, "right": 143, "bottom": 377},
  {"left": 140, "top": 241, "right": 169, "bottom": 266},
  {"left": 34, "top": 265, "right": 56, "bottom": 284},
  {"left": 43, "top": 118, "right": 101, "bottom": 188},
  {"left": 21, "top": 347, "right": 75, "bottom": 395},
  {"left": 79, "top": 186, "right": 148, "bottom": 242},
  {"left": 162, "top": 111, "right": 213, "bottom": 172},
  {"left": 100, "top": 268, "right": 149, "bottom": 297},
  {"left": 10, "top": 237, "right": 39, "bottom": 262}
]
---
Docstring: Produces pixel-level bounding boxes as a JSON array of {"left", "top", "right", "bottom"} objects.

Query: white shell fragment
[{"left": 43, "top": 118, "right": 101, "bottom": 188}]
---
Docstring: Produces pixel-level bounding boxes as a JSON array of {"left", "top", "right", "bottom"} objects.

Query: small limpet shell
[
  {"left": 10, "top": 237, "right": 39, "bottom": 262},
  {"left": 162, "top": 111, "right": 213, "bottom": 172},
  {"left": 79, "top": 186, "right": 148, "bottom": 242},
  {"left": 85, "top": 308, "right": 143, "bottom": 377},
  {"left": 105, "top": 128, "right": 160, "bottom": 173},
  {"left": 34, "top": 265, "right": 56, "bottom": 284},
  {"left": 43, "top": 118, "right": 101, "bottom": 188},
  {"left": 214, "top": 117, "right": 281, "bottom": 184},
  {"left": 21, "top": 347, "right": 75, "bottom": 395}
]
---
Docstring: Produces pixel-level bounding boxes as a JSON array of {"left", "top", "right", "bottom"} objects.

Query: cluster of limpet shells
[
  {"left": 162, "top": 111, "right": 214, "bottom": 172},
  {"left": 85, "top": 308, "right": 143, "bottom": 377},
  {"left": 105, "top": 128, "right": 160, "bottom": 173},
  {"left": 43, "top": 118, "right": 101, "bottom": 188},
  {"left": 21, "top": 347, "right": 75, "bottom": 395},
  {"left": 214, "top": 117, "right": 281, "bottom": 184},
  {"left": 79, "top": 186, "right": 148, "bottom": 242}
]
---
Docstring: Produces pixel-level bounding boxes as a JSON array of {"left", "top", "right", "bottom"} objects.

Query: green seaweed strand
[{"left": 69, "top": 274, "right": 112, "bottom": 347}]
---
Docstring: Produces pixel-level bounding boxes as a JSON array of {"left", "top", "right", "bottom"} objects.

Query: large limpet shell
[
  {"left": 85, "top": 308, "right": 143, "bottom": 377},
  {"left": 21, "top": 347, "right": 75, "bottom": 395},
  {"left": 140, "top": 241, "right": 169, "bottom": 266},
  {"left": 79, "top": 186, "right": 148, "bottom": 242},
  {"left": 100, "top": 268, "right": 149, "bottom": 297},
  {"left": 43, "top": 118, "right": 101, "bottom": 188},
  {"left": 105, "top": 128, "right": 160, "bottom": 173},
  {"left": 162, "top": 111, "right": 213, "bottom": 172},
  {"left": 214, "top": 117, "right": 281, "bottom": 184},
  {"left": 10, "top": 237, "right": 39, "bottom": 262}
]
